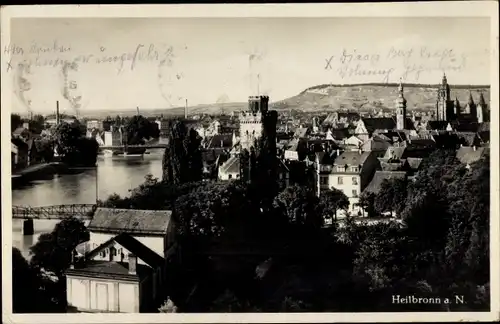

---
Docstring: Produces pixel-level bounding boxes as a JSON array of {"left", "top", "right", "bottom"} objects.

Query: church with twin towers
[{"left": 394, "top": 73, "right": 488, "bottom": 130}]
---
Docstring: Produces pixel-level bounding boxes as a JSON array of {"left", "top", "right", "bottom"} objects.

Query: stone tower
[
  {"left": 436, "top": 73, "right": 455, "bottom": 121},
  {"left": 395, "top": 79, "right": 407, "bottom": 130},
  {"left": 239, "top": 96, "right": 269, "bottom": 151}
]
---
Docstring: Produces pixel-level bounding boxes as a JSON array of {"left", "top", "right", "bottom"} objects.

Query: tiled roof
[
  {"left": 384, "top": 146, "right": 406, "bottom": 160},
  {"left": 451, "top": 121, "right": 481, "bottom": 133},
  {"left": 293, "top": 127, "right": 309, "bottom": 138},
  {"left": 361, "top": 118, "right": 396, "bottom": 133},
  {"left": 477, "top": 122, "right": 490, "bottom": 133},
  {"left": 219, "top": 155, "right": 240, "bottom": 174},
  {"left": 378, "top": 159, "right": 405, "bottom": 171},
  {"left": 334, "top": 151, "right": 371, "bottom": 166},
  {"left": 364, "top": 171, "right": 407, "bottom": 193},
  {"left": 66, "top": 260, "right": 151, "bottom": 281},
  {"left": 206, "top": 134, "right": 234, "bottom": 148},
  {"left": 86, "top": 233, "right": 165, "bottom": 267},
  {"left": 88, "top": 208, "right": 172, "bottom": 236},
  {"left": 455, "top": 132, "right": 480, "bottom": 146},
  {"left": 426, "top": 121, "right": 450, "bottom": 130},
  {"left": 456, "top": 146, "right": 486, "bottom": 165},
  {"left": 406, "top": 157, "right": 424, "bottom": 171}
]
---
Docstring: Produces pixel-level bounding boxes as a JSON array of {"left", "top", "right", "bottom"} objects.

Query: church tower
[
  {"left": 436, "top": 73, "right": 455, "bottom": 121},
  {"left": 477, "top": 92, "right": 487, "bottom": 123},
  {"left": 395, "top": 79, "right": 407, "bottom": 130}
]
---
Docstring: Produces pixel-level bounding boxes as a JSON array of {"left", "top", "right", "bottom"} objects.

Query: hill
[
  {"left": 272, "top": 83, "right": 491, "bottom": 113},
  {"left": 56, "top": 83, "right": 491, "bottom": 118}
]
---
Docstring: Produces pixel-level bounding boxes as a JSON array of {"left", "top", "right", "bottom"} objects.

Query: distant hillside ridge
[
  {"left": 273, "top": 82, "right": 491, "bottom": 112},
  {"left": 303, "top": 82, "right": 491, "bottom": 93}
]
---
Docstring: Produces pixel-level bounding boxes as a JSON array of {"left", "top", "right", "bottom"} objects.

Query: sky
[{"left": 6, "top": 17, "right": 492, "bottom": 114}]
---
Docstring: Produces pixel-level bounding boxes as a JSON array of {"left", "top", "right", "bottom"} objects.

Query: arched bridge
[{"left": 12, "top": 204, "right": 97, "bottom": 220}]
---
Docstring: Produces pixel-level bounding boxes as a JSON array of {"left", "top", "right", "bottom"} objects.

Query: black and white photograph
[{"left": 2, "top": 3, "right": 499, "bottom": 323}]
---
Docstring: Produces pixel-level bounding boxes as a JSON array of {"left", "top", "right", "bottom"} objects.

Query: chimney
[
  {"left": 56, "top": 101, "right": 60, "bottom": 125},
  {"left": 185, "top": 99, "right": 188, "bottom": 119},
  {"left": 128, "top": 253, "right": 137, "bottom": 275},
  {"left": 473, "top": 146, "right": 477, "bottom": 151}
]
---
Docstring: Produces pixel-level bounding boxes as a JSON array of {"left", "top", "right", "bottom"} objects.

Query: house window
[
  {"left": 352, "top": 177, "right": 358, "bottom": 185},
  {"left": 352, "top": 189, "right": 358, "bottom": 197},
  {"left": 228, "top": 174, "right": 232, "bottom": 179},
  {"left": 338, "top": 177, "right": 343, "bottom": 185},
  {"left": 320, "top": 176, "right": 328, "bottom": 185},
  {"left": 351, "top": 166, "right": 359, "bottom": 172},
  {"left": 113, "top": 248, "right": 117, "bottom": 256}
]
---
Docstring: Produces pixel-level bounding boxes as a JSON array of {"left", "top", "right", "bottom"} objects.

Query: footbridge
[{"left": 12, "top": 204, "right": 97, "bottom": 235}]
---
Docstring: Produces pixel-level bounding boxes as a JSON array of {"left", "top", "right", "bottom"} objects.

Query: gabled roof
[
  {"left": 364, "top": 171, "right": 407, "bottom": 193},
  {"left": 384, "top": 146, "right": 406, "bottom": 160},
  {"left": 378, "top": 159, "right": 405, "bottom": 171},
  {"left": 219, "top": 155, "right": 240, "bottom": 174},
  {"left": 85, "top": 233, "right": 165, "bottom": 268},
  {"left": 455, "top": 132, "right": 480, "bottom": 146},
  {"left": 205, "top": 134, "right": 234, "bottom": 148},
  {"left": 333, "top": 150, "right": 372, "bottom": 166},
  {"left": 88, "top": 208, "right": 172, "bottom": 236},
  {"left": 360, "top": 118, "right": 396, "bottom": 134},
  {"left": 456, "top": 146, "right": 487, "bottom": 165},
  {"left": 293, "top": 127, "right": 309, "bottom": 139},
  {"left": 406, "top": 157, "right": 424, "bottom": 171},
  {"left": 477, "top": 122, "right": 490, "bottom": 133}
]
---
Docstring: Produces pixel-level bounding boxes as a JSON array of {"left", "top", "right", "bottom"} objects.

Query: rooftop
[{"left": 88, "top": 208, "right": 172, "bottom": 236}]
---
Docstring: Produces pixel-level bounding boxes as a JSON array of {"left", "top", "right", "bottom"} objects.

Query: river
[{"left": 12, "top": 147, "right": 165, "bottom": 259}]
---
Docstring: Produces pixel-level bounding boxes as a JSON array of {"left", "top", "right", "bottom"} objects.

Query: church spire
[
  {"left": 478, "top": 91, "right": 486, "bottom": 106},
  {"left": 396, "top": 78, "right": 407, "bottom": 130},
  {"left": 468, "top": 91, "right": 475, "bottom": 106}
]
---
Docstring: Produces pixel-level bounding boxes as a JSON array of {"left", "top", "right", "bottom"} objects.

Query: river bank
[{"left": 12, "top": 162, "right": 75, "bottom": 188}]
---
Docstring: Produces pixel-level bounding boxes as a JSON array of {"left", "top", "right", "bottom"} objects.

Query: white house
[{"left": 66, "top": 233, "right": 166, "bottom": 313}]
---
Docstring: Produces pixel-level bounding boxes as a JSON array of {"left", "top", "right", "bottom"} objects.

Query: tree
[
  {"left": 12, "top": 248, "right": 42, "bottom": 313},
  {"left": 124, "top": 115, "right": 160, "bottom": 145},
  {"left": 30, "top": 217, "right": 89, "bottom": 277},
  {"left": 28, "top": 114, "right": 45, "bottom": 134},
  {"left": 174, "top": 181, "right": 252, "bottom": 238},
  {"left": 162, "top": 120, "right": 202, "bottom": 184},
  {"left": 374, "top": 178, "right": 408, "bottom": 217},
  {"left": 11, "top": 113, "right": 23, "bottom": 131},
  {"left": 53, "top": 122, "right": 98, "bottom": 166},
  {"left": 210, "top": 289, "right": 251, "bottom": 312},
  {"left": 358, "top": 191, "right": 376, "bottom": 217},
  {"left": 318, "top": 188, "right": 349, "bottom": 224},
  {"left": 34, "top": 138, "right": 55, "bottom": 163},
  {"left": 272, "top": 185, "right": 322, "bottom": 229}
]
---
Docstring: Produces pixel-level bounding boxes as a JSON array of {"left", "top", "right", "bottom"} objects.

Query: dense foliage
[
  {"left": 123, "top": 115, "right": 160, "bottom": 145},
  {"left": 53, "top": 122, "right": 99, "bottom": 166},
  {"left": 12, "top": 217, "right": 90, "bottom": 313},
  {"left": 162, "top": 120, "right": 203, "bottom": 184}
]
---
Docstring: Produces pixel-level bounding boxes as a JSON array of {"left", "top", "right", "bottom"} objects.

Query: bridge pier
[{"left": 23, "top": 219, "right": 34, "bottom": 236}]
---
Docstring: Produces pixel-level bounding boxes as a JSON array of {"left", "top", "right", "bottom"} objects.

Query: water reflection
[{"left": 12, "top": 150, "right": 164, "bottom": 256}]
